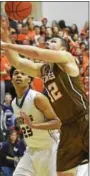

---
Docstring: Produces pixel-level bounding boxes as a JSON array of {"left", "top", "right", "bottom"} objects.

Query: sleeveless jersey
[
  {"left": 41, "top": 64, "right": 88, "bottom": 124},
  {"left": 12, "top": 89, "right": 59, "bottom": 149}
]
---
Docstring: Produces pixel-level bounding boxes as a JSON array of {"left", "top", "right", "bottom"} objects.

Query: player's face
[
  {"left": 45, "top": 38, "right": 62, "bottom": 50},
  {"left": 12, "top": 69, "right": 30, "bottom": 89}
]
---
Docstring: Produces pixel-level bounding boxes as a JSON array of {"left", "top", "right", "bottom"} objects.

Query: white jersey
[{"left": 12, "top": 89, "right": 59, "bottom": 149}]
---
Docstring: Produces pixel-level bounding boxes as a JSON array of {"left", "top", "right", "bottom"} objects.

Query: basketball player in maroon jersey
[{"left": 1, "top": 16, "right": 89, "bottom": 176}]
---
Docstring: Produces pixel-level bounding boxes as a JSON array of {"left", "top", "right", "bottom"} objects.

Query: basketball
[{"left": 5, "top": 2, "right": 32, "bottom": 21}]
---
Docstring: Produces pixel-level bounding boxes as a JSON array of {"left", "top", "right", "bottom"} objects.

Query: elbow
[{"left": 56, "top": 118, "right": 62, "bottom": 129}]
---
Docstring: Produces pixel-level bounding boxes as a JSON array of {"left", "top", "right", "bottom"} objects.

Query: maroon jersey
[{"left": 41, "top": 63, "right": 88, "bottom": 124}]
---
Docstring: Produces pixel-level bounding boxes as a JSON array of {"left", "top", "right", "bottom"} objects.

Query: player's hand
[
  {"left": 20, "top": 111, "right": 32, "bottom": 128},
  {"left": 0, "top": 15, "right": 9, "bottom": 41},
  {"left": 1, "top": 40, "right": 8, "bottom": 49}
]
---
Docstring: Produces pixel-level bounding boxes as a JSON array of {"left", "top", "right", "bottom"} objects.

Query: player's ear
[{"left": 28, "top": 76, "right": 33, "bottom": 84}]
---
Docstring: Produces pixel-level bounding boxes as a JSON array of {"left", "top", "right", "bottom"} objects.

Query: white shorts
[
  {"left": 76, "top": 163, "right": 89, "bottom": 176},
  {"left": 13, "top": 145, "right": 58, "bottom": 176},
  {"left": 62, "top": 163, "right": 89, "bottom": 176}
]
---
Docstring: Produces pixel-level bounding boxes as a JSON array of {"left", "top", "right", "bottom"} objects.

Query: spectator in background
[
  {"left": 46, "top": 27, "right": 53, "bottom": 40},
  {"left": 37, "top": 36, "right": 45, "bottom": 48},
  {"left": 81, "top": 21, "right": 89, "bottom": 35},
  {"left": 16, "top": 23, "right": 23, "bottom": 34},
  {"left": 82, "top": 48, "right": 89, "bottom": 77},
  {"left": 71, "top": 24, "right": 79, "bottom": 37},
  {"left": 80, "top": 31, "right": 88, "bottom": 46},
  {"left": 0, "top": 49, "right": 15, "bottom": 102},
  {"left": 40, "top": 25, "right": 46, "bottom": 38},
  {"left": 17, "top": 23, "right": 30, "bottom": 42},
  {"left": 34, "top": 25, "right": 41, "bottom": 45},
  {"left": 57, "top": 30, "right": 64, "bottom": 38},
  {"left": 83, "top": 66, "right": 89, "bottom": 99},
  {"left": 58, "top": 20, "right": 66, "bottom": 31},
  {"left": 41, "top": 17, "right": 48, "bottom": 27},
  {"left": 22, "top": 39, "right": 33, "bottom": 46},
  {"left": 9, "top": 18, "right": 18, "bottom": 33},
  {"left": 28, "top": 22, "right": 35, "bottom": 41},
  {"left": 27, "top": 16, "right": 34, "bottom": 27},
  {"left": 72, "top": 33, "right": 81, "bottom": 43},
  {"left": 52, "top": 25, "right": 59, "bottom": 37},
  {"left": 9, "top": 29, "right": 18, "bottom": 44},
  {"left": 51, "top": 20, "right": 58, "bottom": 28},
  {"left": 0, "top": 130, "right": 26, "bottom": 176},
  {"left": 1, "top": 93, "right": 16, "bottom": 131},
  {"left": 80, "top": 42, "right": 87, "bottom": 53}
]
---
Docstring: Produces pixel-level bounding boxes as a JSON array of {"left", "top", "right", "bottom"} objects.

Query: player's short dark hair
[
  {"left": 10, "top": 66, "right": 16, "bottom": 79},
  {"left": 10, "top": 66, "right": 33, "bottom": 82},
  {"left": 55, "top": 36, "right": 70, "bottom": 51}
]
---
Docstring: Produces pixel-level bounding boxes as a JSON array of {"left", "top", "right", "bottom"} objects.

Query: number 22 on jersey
[{"left": 46, "top": 82, "right": 62, "bottom": 103}]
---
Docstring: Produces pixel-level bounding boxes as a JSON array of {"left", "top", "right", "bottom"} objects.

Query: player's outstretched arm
[
  {"left": 1, "top": 41, "right": 42, "bottom": 77},
  {"left": 20, "top": 93, "right": 61, "bottom": 130},
  {"left": 1, "top": 16, "right": 74, "bottom": 64},
  {"left": 1, "top": 15, "right": 42, "bottom": 78},
  {"left": 1, "top": 41, "right": 74, "bottom": 64}
]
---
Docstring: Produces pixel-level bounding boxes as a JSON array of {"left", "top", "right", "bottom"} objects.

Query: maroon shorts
[{"left": 56, "top": 115, "right": 89, "bottom": 172}]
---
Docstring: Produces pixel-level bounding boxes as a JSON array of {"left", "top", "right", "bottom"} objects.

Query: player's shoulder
[{"left": 28, "top": 88, "right": 41, "bottom": 100}]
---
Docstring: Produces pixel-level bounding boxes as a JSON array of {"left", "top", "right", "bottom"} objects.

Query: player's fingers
[{"left": 20, "top": 111, "right": 28, "bottom": 118}]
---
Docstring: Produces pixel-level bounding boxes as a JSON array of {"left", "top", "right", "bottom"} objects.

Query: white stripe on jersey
[{"left": 67, "top": 75, "right": 86, "bottom": 109}]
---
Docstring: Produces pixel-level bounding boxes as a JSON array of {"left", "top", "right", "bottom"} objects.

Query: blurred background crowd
[{"left": 0, "top": 16, "right": 89, "bottom": 176}]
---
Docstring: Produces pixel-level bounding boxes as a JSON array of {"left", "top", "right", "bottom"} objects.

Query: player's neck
[{"left": 15, "top": 86, "right": 29, "bottom": 99}]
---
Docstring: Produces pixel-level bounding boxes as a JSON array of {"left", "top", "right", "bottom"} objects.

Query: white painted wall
[{"left": 41, "top": 1, "right": 89, "bottom": 31}]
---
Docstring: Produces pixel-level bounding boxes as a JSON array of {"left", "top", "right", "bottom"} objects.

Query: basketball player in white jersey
[{"left": 10, "top": 67, "right": 61, "bottom": 176}]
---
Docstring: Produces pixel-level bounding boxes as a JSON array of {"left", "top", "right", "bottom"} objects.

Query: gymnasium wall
[{"left": 41, "top": 1, "right": 89, "bottom": 30}]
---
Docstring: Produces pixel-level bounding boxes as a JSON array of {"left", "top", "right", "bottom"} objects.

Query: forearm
[
  {"left": 6, "top": 43, "right": 39, "bottom": 60},
  {"left": 2, "top": 35, "right": 21, "bottom": 68},
  {"left": 31, "top": 119, "right": 61, "bottom": 130}
]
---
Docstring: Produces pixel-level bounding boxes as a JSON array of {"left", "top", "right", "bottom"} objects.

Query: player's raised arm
[
  {"left": 2, "top": 40, "right": 74, "bottom": 64},
  {"left": 1, "top": 16, "right": 42, "bottom": 77},
  {"left": 1, "top": 16, "right": 74, "bottom": 64}
]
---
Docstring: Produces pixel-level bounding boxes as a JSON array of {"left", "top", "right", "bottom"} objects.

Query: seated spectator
[
  {"left": 57, "top": 30, "right": 64, "bottom": 38},
  {"left": 16, "top": 23, "right": 23, "bottom": 34},
  {"left": 1, "top": 93, "right": 16, "bottom": 130},
  {"left": 82, "top": 48, "right": 89, "bottom": 76},
  {"left": 27, "top": 16, "right": 34, "bottom": 27},
  {"left": 83, "top": 66, "right": 89, "bottom": 98},
  {"left": 45, "top": 27, "right": 53, "bottom": 40},
  {"left": 17, "top": 23, "right": 34, "bottom": 42},
  {"left": 37, "top": 36, "right": 45, "bottom": 48},
  {"left": 52, "top": 25, "right": 59, "bottom": 37},
  {"left": 71, "top": 24, "right": 79, "bottom": 37},
  {"left": 40, "top": 25, "right": 46, "bottom": 38},
  {"left": 0, "top": 50, "right": 16, "bottom": 101},
  {"left": 81, "top": 21, "right": 89, "bottom": 35},
  {"left": 0, "top": 130, "right": 26, "bottom": 176},
  {"left": 80, "top": 31, "right": 88, "bottom": 46},
  {"left": 34, "top": 25, "right": 41, "bottom": 45},
  {"left": 41, "top": 17, "right": 48, "bottom": 27},
  {"left": 80, "top": 42, "right": 87, "bottom": 53},
  {"left": 0, "top": 49, "right": 15, "bottom": 102},
  {"left": 9, "top": 29, "right": 18, "bottom": 44},
  {"left": 28, "top": 22, "right": 35, "bottom": 41},
  {"left": 58, "top": 20, "right": 66, "bottom": 31}
]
